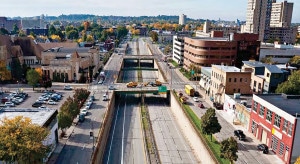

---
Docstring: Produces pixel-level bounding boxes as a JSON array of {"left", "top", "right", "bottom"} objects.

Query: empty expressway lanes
[
  {"left": 103, "top": 94, "right": 146, "bottom": 164},
  {"left": 146, "top": 95, "right": 199, "bottom": 163}
]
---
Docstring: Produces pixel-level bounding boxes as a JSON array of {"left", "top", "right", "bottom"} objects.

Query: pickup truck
[{"left": 234, "top": 130, "right": 246, "bottom": 141}]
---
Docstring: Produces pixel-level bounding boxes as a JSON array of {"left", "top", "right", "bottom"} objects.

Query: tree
[
  {"left": 48, "top": 25, "right": 57, "bottom": 36},
  {"left": 201, "top": 108, "right": 222, "bottom": 141},
  {"left": 10, "top": 57, "right": 23, "bottom": 81},
  {"left": 58, "top": 111, "right": 73, "bottom": 135},
  {"left": 290, "top": 56, "right": 300, "bottom": 65},
  {"left": 220, "top": 137, "right": 238, "bottom": 164},
  {"left": 295, "top": 156, "right": 300, "bottom": 164},
  {"left": 11, "top": 23, "right": 19, "bottom": 35},
  {"left": 149, "top": 31, "right": 158, "bottom": 42},
  {"left": 0, "top": 116, "right": 50, "bottom": 163},
  {"left": 0, "top": 28, "right": 9, "bottom": 35},
  {"left": 276, "top": 70, "right": 300, "bottom": 94},
  {"left": 260, "top": 56, "right": 274, "bottom": 64},
  {"left": 66, "top": 29, "right": 79, "bottom": 40},
  {"left": 26, "top": 69, "right": 41, "bottom": 90}
]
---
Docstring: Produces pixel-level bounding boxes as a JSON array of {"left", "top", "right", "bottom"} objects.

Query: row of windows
[
  {"left": 253, "top": 101, "right": 293, "bottom": 136},
  {"left": 229, "top": 77, "right": 248, "bottom": 83},
  {"left": 184, "top": 50, "right": 234, "bottom": 59},
  {"left": 184, "top": 43, "right": 237, "bottom": 51},
  {"left": 272, "top": 135, "right": 290, "bottom": 157}
]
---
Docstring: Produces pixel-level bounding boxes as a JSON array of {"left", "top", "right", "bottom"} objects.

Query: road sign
[{"left": 158, "top": 85, "right": 167, "bottom": 94}]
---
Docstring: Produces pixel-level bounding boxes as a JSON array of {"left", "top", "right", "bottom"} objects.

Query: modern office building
[
  {"left": 172, "top": 35, "right": 185, "bottom": 65},
  {"left": 210, "top": 65, "right": 251, "bottom": 104},
  {"left": 270, "top": 1, "right": 293, "bottom": 28},
  {"left": 179, "top": 14, "right": 186, "bottom": 25},
  {"left": 250, "top": 94, "right": 300, "bottom": 164},
  {"left": 243, "top": 0, "right": 275, "bottom": 41},
  {"left": 183, "top": 37, "right": 237, "bottom": 70}
]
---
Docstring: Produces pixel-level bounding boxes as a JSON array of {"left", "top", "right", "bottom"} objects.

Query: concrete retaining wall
[
  {"left": 170, "top": 92, "right": 217, "bottom": 164},
  {"left": 91, "top": 92, "right": 116, "bottom": 164}
]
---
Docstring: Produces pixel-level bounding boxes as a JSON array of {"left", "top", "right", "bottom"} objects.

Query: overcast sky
[{"left": 0, "top": 0, "right": 299, "bottom": 23}]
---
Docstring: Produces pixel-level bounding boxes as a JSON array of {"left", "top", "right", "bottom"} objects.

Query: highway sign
[{"left": 158, "top": 85, "right": 167, "bottom": 94}]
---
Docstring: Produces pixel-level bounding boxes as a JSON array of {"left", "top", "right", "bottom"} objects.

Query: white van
[{"left": 102, "top": 94, "right": 108, "bottom": 101}]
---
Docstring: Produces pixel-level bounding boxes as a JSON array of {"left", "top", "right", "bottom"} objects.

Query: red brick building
[{"left": 249, "top": 94, "right": 300, "bottom": 163}]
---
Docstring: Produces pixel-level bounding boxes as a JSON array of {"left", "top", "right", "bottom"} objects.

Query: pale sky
[{"left": 0, "top": 0, "right": 299, "bottom": 23}]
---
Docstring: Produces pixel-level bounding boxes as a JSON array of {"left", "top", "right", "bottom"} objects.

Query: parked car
[
  {"left": 4, "top": 102, "right": 15, "bottom": 107},
  {"left": 109, "top": 85, "right": 115, "bottom": 90},
  {"left": 193, "top": 97, "right": 199, "bottom": 102},
  {"left": 234, "top": 130, "right": 246, "bottom": 141},
  {"left": 78, "top": 113, "right": 85, "bottom": 122},
  {"left": 64, "top": 85, "right": 73, "bottom": 90},
  {"left": 47, "top": 100, "right": 57, "bottom": 105},
  {"left": 80, "top": 109, "right": 88, "bottom": 116},
  {"left": 103, "top": 94, "right": 108, "bottom": 101},
  {"left": 32, "top": 102, "right": 43, "bottom": 107},
  {"left": 38, "top": 106, "right": 48, "bottom": 110},
  {"left": 213, "top": 102, "right": 223, "bottom": 110},
  {"left": 257, "top": 144, "right": 269, "bottom": 154},
  {"left": 198, "top": 103, "right": 205, "bottom": 109},
  {"left": 98, "top": 79, "right": 104, "bottom": 84}
]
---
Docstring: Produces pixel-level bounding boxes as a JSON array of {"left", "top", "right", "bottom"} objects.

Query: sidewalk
[{"left": 47, "top": 124, "right": 76, "bottom": 164}]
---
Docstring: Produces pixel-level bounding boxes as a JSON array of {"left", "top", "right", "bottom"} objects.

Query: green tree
[
  {"left": 48, "top": 25, "right": 57, "bottom": 36},
  {"left": 66, "top": 29, "right": 79, "bottom": 40},
  {"left": 11, "top": 23, "right": 19, "bottom": 35},
  {"left": 0, "top": 116, "right": 50, "bottom": 163},
  {"left": 57, "top": 111, "right": 73, "bottom": 134},
  {"left": 0, "top": 28, "right": 9, "bottom": 35},
  {"left": 201, "top": 108, "right": 222, "bottom": 141},
  {"left": 261, "top": 56, "right": 274, "bottom": 64},
  {"left": 276, "top": 70, "right": 300, "bottom": 94},
  {"left": 149, "top": 31, "right": 158, "bottom": 42},
  {"left": 26, "top": 69, "right": 41, "bottom": 90},
  {"left": 290, "top": 56, "right": 300, "bottom": 65},
  {"left": 18, "top": 30, "right": 26, "bottom": 37},
  {"left": 10, "top": 57, "right": 23, "bottom": 81},
  {"left": 220, "top": 137, "right": 238, "bottom": 164}
]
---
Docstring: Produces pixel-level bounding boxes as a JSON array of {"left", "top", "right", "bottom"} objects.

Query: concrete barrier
[{"left": 169, "top": 91, "right": 218, "bottom": 164}]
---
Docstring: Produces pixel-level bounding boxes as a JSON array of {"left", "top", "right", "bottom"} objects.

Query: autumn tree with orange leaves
[{"left": 0, "top": 116, "right": 50, "bottom": 163}]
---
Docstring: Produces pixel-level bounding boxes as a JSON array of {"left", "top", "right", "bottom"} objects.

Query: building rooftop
[
  {"left": 243, "top": 61, "right": 283, "bottom": 73},
  {"left": 212, "top": 65, "right": 240, "bottom": 72},
  {"left": 276, "top": 64, "right": 297, "bottom": 70},
  {"left": 265, "top": 65, "right": 283, "bottom": 73},
  {"left": 242, "top": 61, "right": 265, "bottom": 67},
  {"left": 0, "top": 108, "right": 57, "bottom": 126},
  {"left": 256, "top": 94, "right": 300, "bottom": 116}
]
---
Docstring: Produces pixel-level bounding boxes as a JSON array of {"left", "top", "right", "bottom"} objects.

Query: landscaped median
[{"left": 173, "top": 90, "right": 230, "bottom": 164}]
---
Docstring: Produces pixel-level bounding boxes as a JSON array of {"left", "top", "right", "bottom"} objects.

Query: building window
[
  {"left": 274, "top": 114, "right": 281, "bottom": 128},
  {"left": 238, "top": 88, "right": 240, "bottom": 93},
  {"left": 229, "top": 78, "right": 231, "bottom": 82},
  {"left": 240, "top": 78, "right": 242, "bottom": 82},
  {"left": 245, "top": 78, "right": 247, "bottom": 82},
  {"left": 234, "top": 78, "right": 237, "bottom": 82},
  {"left": 233, "top": 89, "right": 236, "bottom": 93},
  {"left": 266, "top": 109, "right": 272, "bottom": 122},
  {"left": 279, "top": 142, "right": 284, "bottom": 156},
  {"left": 272, "top": 135, "right": 278, "bottom": 152},
  {"left": 254, "top": 80, "right": 257, "bottom": 87},
  {"left": 267, "top": 73, "right": 270, "bottom": 77},
  {"left": 259, "top": 105, "right": 265, "bottom": 117},
  {"left": 253, "top": 101, "right": 258, "bottom": 113},
  {"left": 283, "top": 119, "right": 288, "bottom": 133},
  {"left": 288, "top": 123, "right": 293, "bottom": 136}
]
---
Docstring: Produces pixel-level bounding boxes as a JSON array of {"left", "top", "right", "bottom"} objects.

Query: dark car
[
  {"left": 234, "top": 130, "right": 246, "bottom": 140},
  {"left": 257, "top": 144, "right": 269, "bottom": 154},
  {"left": 213, "top": 102, "right": 223, "bottom": 110},
  {"left": 32, "top": 102, "right": 43, "bottom": 108}
]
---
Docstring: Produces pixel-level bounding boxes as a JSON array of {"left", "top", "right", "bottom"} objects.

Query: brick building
[{"left": 250, "top": 94, "right": 300, "bottom": 163}]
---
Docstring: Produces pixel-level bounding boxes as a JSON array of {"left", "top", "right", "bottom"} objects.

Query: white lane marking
[
  {"left": 82, "top": 144, "right": 86, "bottom": 150},
  {"left": 121, "top": 96, "right": 127, "bottom": 164},
  {"left": 107, "top": 100, "right": 121, "bottom": 164}
]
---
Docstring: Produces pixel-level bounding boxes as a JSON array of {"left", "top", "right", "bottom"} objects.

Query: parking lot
[{"left": 0, "top": 89, "right": 74, "bottom": 110}]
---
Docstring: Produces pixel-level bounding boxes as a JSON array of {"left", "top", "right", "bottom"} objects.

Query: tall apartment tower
[
  {"left": 179, "top": 14, "right": 186, "bottom": 25},
  {"left": 243, "top": 0, "right": 276, "bottom": 42},
  {"left": 270, "top": 0, "right": 293, "bottom": 27}
]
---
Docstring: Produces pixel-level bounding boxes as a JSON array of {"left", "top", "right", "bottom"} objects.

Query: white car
[
  {"left": 80, "top": 109, "right": 88, "bottom": 116},
  {"left": 102, "top": 94, "right": 108, "bottom": 101},
  {"left": 64, "top": 85, "right": 73, "bottom": 90},
  {"left": 4, "top": 102, "right": 15, "bottom": 107},
  {"left": 193, "top": 97, "right": 199, "bottom": 102},
  {"left": 47, "top": 100, "right": 57, "bottom": 105},
  {"left": 98, "top": 79, "right": 104, "bottom": 84},
  {"left": 109, "top": 85, "right": 115, "bottom": 90},
  {"left": 38, "top": 106, "right": 48, "bottom": 110}
]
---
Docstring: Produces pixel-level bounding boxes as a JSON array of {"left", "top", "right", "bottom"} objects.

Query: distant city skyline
[{"left": 0, "top": 0, "right": 299, "bottom": 23}]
